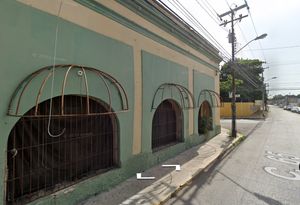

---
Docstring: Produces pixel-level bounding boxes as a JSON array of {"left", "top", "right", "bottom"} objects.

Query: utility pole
[
  {"left": 219, "top": 3, "right": 248, "bottom": 138},
  {"left": 261, "top": 67, "right": 268, "bottom": 111},
  {"left": 262, "top": 71, "right": 265, "bottom": 111}
]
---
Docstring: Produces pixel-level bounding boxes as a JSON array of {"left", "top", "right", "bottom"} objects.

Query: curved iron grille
[
  {"left": 152, "top": 99, "right": 183, "bottom": 150},
  {"left": 6, "top": 95, "right": 119, "bottom": 204},
  {"left": 151, "top": 83, "right": 195, "bottom": 110},
  {"left": 197, "top": 89, "right": 223, "bottom": 108},
  {"left": 7, "top": 64, "right": 129, "bottom": 117}
]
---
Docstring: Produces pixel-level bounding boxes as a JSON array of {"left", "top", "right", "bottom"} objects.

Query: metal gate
[
  {"left": 152, "top": 99, "right": 183, "bottom": 150},
  {"left": 6, "top": 95, "right": 118, "bottom": 204}
]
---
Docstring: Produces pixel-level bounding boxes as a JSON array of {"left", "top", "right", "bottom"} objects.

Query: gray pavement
[
  {"left": 79, "top": 129, "right": 240, "bottom": 205},
  {"left": 79, "top": 115, "right": 265, "bottom": 205},
  {"left": 221, "top": 118, "right": 262, "bottom": 136},
  {"left": 165, "top": 106, "right": 300, "bottom": 205}
]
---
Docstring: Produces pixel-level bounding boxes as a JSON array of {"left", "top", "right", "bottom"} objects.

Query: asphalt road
[
  {"left": 165, "top": 106, "right": 300, "bottom": 205},
  {"left": 220, "top": 118, "right": 262, "bottom": 136}
]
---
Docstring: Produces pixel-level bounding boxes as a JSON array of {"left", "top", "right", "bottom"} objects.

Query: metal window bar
[
  {"left": 152, "top": 100, "right": 183, "bottom": 150},
  {"left": 197, "top": 89, "right": 223, "bottom": 108},
  {"left": 151, "top": 83, "right": 195, "bottom": 110},
  {"left": 6, "top": 95, "right": 118, "bottom": 204},
  {"left": 7, "top": 64, "right": 129, "bottom": 117}
]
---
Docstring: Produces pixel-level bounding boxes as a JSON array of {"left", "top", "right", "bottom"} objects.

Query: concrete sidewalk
[{"left": 79, "top": 128, "right": 243, "bottom": 205}]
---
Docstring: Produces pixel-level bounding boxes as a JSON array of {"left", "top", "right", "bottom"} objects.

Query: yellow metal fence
[{"left": 220, "top": 102, "right": 261, "bottom": 118}]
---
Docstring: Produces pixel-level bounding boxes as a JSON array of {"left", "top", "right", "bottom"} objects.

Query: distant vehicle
[
  {"left": 286, "top": 105, "right": 293, "bottom": 111},
  {"left": 291, "top": 106, "right": 300, "bottom": 113},
  {"left": 283, "top": 105, "right": 287, "bottom": 110},
  {"left": 279, "top": 104, "right": 284, "bottom": 108},
  {"left": 291, "top": 106, "right": 297, "bottom": 112}
]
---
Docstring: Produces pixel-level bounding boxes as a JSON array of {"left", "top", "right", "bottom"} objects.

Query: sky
[{"left": 160, "top": 0, "right": 300, "bottom": 97}]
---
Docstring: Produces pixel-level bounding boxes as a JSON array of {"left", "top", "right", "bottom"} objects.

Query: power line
[
  {"left": 224, "top": 0, "right": 231, "bottom": 8},
  {"left": 194, "top": 0, "right": 229, "bottom": 33},
  {"left": 173, "top": 0, "right": 231, "bottom": 59},
  {"left": 222, "top": 0, "right": 256, "bottom": 60},
  {"left": 195, "top": 0, "right": 221, "bottom": 25},
  {"left": 268, "top": 62, "right": 300, "bottom": 67},
  {"left": 243, "top": 45, "right": 300, "bottom": 51},
  {"left": 270, "top": 82, "right": 300, "bottom": 85},
  {"left": 268, "top": 87, "right": 300, "bottom": 91},
  {"left": 162, "top": 0, "right": 232, "bottom": 60},
  {"left": 203, "top": 0, "right": 220, "bottom": 16},
  {"left": 246, "top": 5, "right": 267, "bottom": 62},
  {"left": 236, "top": 65, "right": 261, "bottom": 88},
  {"left": 237, "top": 23, "right": 255, "bottom": 58}
]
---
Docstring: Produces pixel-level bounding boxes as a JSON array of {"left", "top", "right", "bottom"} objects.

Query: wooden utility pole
[{"left": 219, "top": 4, "right": 248, "bottom": 138}]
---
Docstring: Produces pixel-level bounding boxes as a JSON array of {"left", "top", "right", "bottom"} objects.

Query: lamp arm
[{"left": 235, "top": 39, "right": 254, "bottom": 55}]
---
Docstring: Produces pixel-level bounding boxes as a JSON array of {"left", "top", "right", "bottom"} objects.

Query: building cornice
[
  {"left": 118, "top": 0, "right": 222, "bottom": 63},
  {"left": 75, "top": 0, "right": 221, "bottom": 70}
]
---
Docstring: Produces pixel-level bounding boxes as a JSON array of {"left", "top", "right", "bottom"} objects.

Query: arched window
[
  {"left": 198, "top": 101, "right": 213, "bottom": 134},
  {"left": 6, "top": 95, "right": 118, "bottom": 204},
  {"left": 152, "top": 99, "right": 183, "bottom": 150}
]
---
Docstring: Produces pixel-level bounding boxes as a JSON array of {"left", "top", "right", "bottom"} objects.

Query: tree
[
  {"left": 272, "top": 94, "right": 284, "bottom": 100},
  {"left": 220, "top": 75, "right": 243, "bottom": 102},
  {"left": 220, "top": 58, "right": 265, "bottom": 102}
]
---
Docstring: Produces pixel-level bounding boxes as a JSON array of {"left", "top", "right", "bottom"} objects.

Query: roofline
[
  {"left": 117, "top": 0, "right": 223, "bottom": 63},
  {"left": 75, "top": 0, "right": 222, "bottom": 70}
]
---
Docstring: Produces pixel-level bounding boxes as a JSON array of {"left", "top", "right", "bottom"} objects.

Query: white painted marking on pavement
[
  {"left": 265, "top": 150, "right": 300, "bottom": 160},
  {"left": 162, "top": 164, "right": 181, "bottom": 171},
  {"left": 265, "top": 155, "right": 300, "bottom": 165},
  {"left": 264, "top": 167, "right": 300, "bottom": 181},
  {"left": 136, "top": 173, "right": 155, "bottom": 180}
]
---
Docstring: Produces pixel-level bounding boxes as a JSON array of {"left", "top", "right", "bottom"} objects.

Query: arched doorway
[
  {"left": 152, "top": 99, "right": 183, "bottom": 150},
  {"left": 198, "top": 101, "right": 213, "bottom": 134},
  {"left": 6, "top": 95, "right": 118, "bottom": 204}
]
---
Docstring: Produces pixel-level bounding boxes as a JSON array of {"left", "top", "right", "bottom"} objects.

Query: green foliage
[
  {"left": 220, "top": 58, "right": 265, "bottom": 102},
  {"left": 272, "top": 94, "right": 285, "bottom": 100},
  {"left": 199, "top": 117, "right": 213, "bottom": 134},
  {"left": 220, "top": 74, "right": 243, "bottom": 93}
]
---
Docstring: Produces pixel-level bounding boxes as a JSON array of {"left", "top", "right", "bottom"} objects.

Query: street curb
[{"left": 159, "top": 133, "right": 245, "bottom": 205}]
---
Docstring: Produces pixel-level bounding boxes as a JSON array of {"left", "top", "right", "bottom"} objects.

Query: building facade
[{"left": 0, "top": 0, "right": 222, "bottom": 204}]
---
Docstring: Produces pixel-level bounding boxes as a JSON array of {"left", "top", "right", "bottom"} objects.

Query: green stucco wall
[
  {"left": 0, "top": 1, "right": 135, "bottom": 204},
  {"left": 140, "top": 51, "right": 208, "bottom": 166},
  {"left": 0, "top": 1, "right": 220, "bottom": 205},
  {"left": 141, "top": 51, "right": 189, "bottom": 152},
  {"left": 193, "top": 70, "right": 220, "bottom": 137}
]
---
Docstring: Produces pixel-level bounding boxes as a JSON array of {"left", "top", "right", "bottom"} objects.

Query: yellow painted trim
[
  {"left": 214, "top": 73, "right": 220, "bottom": 125},
  {"left": 18, "top": 0, "right": 218, "bottom": 79},
  {"left": 132, "top": 45, "right": 142, "bottom": 155},
  {"left": 95, "top": 0, "right": 217, "bottom": 66},
  {"left": 188, "top": 69, "right": 194, "bottom": 135}
]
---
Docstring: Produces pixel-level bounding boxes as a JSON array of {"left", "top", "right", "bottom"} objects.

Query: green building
[{"left": 0, "top": 0, "right": 222, "bottom": 204}]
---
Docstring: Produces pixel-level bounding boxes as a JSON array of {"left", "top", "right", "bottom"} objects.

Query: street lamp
[
  {"left": 231, "top": 33, "right": 268, "bottom": 138},
  {"left": 265, "top": 76, "right": 277, "bottom": 82},
  {"left": 235, "top": 33, "right": 268, "bottom": 55},
  {"left": 262, "top": 76, "right": 277, "bottom": 111}
]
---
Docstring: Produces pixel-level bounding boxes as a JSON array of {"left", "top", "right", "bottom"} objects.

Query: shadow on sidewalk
[
  {"left": 164, "top": 136, "right": 282, "bottom": 205},
  {"left": 79, "top": 134, "right": 231, "bottom": 205}
]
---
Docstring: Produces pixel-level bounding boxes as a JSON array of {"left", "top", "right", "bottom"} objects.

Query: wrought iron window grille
[
  {"left": 151, "top": 83, "right": 195, "bottom": 110},
  {"left": 6, "top": 95, "right": 119, "bottom": 204},
  {"left": 152, "top": 99, "right": 183, "bottom": 150},
  {"left": 197, "top": 89, "right": 223, "bottom": 108},
  {"left": 7, "top": 64, "right": 129, "bottom": 117}
]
